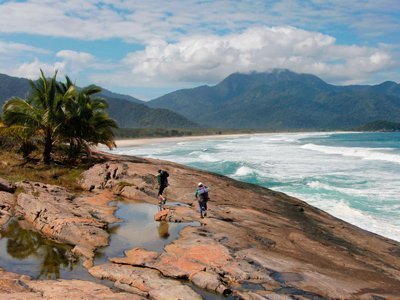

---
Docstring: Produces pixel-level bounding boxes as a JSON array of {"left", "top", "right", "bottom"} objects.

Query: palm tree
[
  {"left": 2, "top": 70, "right": 63, "bottom": 164},
  {"left": 59, "top": 80, "right": 117, "bottom": 159},
  {"left": 2, "top": 70, "right": 118, "bottom": 163}
]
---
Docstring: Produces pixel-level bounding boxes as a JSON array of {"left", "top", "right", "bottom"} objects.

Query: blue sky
[{"left": 0, "top": 0, "right": 399, "bottom": 100}]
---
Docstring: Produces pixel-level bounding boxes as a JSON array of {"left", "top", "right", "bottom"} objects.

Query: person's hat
[{"left": 198, "top": 182, "right": 203, "bottom": 186}]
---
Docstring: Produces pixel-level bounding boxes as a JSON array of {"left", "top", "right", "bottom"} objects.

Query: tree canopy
[{"left": 1, "top": 70, "right": 118, "bottom": 164}]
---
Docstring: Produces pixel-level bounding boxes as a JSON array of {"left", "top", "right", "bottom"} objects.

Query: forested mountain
[
  {"left": 0, "top": 73, "right": 197, "bottom": 129},
  {"left": 357, "top": 120, "right": 400, "bottom": 131},
  {"left": 148, "top": 69, "right": 400, "bottom": 129}
]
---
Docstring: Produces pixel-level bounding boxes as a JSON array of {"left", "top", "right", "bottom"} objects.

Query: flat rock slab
[
  {"left": 14, "top": 181, "right": 118, "bottom": 264},
  {"left": 0, "top": 268, "right": 141, "bottom": 299},
  {"left": 110, "top": 247, "right": 160, "bottom": 266},
  {"left": 89, "top": 263, "right": 202, "bottom": 300}
]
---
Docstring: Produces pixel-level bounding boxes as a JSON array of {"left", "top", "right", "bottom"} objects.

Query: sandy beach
[{"left": 114, "top": 133, "right": 252, "bottom": 148}]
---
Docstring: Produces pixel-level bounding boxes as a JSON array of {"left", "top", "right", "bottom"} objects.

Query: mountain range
[
  {"left": 0, "top": 73, "right": 197, "bottom": 129},
  {"left": 148, "top": 69, "right": 400, "bottom": 129},
  {"left": 2, "top": 70, "right": 400, "bottom": 130}
]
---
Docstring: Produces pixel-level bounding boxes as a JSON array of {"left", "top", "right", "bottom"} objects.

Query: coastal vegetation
[
  {"left": 357, "top": 120, "right": 400, "bottom": 131},
  {"left": 0, "top": 150, "right": 85, "bottom": 192},
  {"left": 0, "top": 70, "right": 117, "bottom": 164}
]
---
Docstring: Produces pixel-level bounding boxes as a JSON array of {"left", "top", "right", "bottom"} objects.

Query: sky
[{"left": 0, "top": 0, "right": 399, "bottom": 100}]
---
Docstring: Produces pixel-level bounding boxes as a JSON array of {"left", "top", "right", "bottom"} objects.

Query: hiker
[
  {"left": 195, "top": 182, "right": 209, "bottom": 218},
  {"left": 157, "top": 169, "right": 169, "bottom": 208}
]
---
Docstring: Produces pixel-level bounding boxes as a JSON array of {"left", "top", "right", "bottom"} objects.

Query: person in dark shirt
[{"left": 157, "top": 169, "right": 169, "bottom": 208}]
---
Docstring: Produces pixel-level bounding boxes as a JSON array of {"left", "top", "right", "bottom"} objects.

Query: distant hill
[
  {"left": 105, "top": 96, "right": 197, "bottom": 128},
  {"left": 357, "top": 120, "right": 400, "bottom": 132},
  {"left": 148, "top": 69, "right": 400, "bottom": 130},
  {"left": 0, "top": 74, "right": 31, "bottom": 102},
  {"left": 0, "top": 73, "right": 197, "bottom": 129},
  {"left": 98, "top": 88, "right": 145, "bottom": 105}
]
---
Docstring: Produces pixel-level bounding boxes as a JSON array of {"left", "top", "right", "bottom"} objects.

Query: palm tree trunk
[{"left": 43, "top": 129, "right": 52, "bottom": 165}]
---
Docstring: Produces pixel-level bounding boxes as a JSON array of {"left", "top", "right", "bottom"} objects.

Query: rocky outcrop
[
  {"left": 0, "top": 191, "right": 15, "bottom": 226},
  {"left": 89, "top": 263, "right": 202, "bottom": 299},
  {"left": 0, "top": 268, "right": 141, "bottom": 299},
  {"left": 80, "top": 156, "right": 400, "bottom": 299},
  {"left": 13, "top": 181, "right": 118, "bottom": 267},
  {"left": 1, "top": 152, "right": 400, "bottom": 299}
]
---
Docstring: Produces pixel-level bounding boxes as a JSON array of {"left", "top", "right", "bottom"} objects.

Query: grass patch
[
  {"left": 0, "top": 149, "right": 91, "bottom": 192},
  {"left": 117, "top": 181, "right": 134, "bottom": 189}
]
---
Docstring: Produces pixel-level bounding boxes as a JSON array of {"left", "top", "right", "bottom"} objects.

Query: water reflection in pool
[
  {"left": 0, "top": 201, "right": 197, "bottom": 280},
  {"left": 0, "top": 218, "right": 91, "bottom": 280},
  {"left": 95, "top": 201, "right": 198, "bottom": 263}
]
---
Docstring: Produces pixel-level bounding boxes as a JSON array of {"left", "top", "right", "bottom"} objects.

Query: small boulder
[
  {"left": 154, "top": 209, "right": 169, "bottom": 221},
  {"left": 0, "top": 177, "right": 16, "bottom": 193}
]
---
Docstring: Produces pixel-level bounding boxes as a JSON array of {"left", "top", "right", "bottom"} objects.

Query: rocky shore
[{"left": 0, "top": 152, "right": 399, "bottom": 299}]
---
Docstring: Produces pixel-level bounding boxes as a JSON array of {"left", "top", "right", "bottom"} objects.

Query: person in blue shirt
[{"left": 195, "top": 182, "right": 210, "bottom": 218}]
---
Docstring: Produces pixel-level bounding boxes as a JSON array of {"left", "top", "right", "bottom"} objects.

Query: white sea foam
[
  {"left": 307, "top": 181, "right": 336, "bottom": 191},
  {"left": 301, "top": 143, "right": 400, "bottom": 164},
  {"left": 234, "top": 166, "right": 255, "bottom": 176},
  {"left": 198, "top": 153, "right": 221, "bottom": 162},
  {"left": 328, "top": 201, "right": 400, "bottom": 241},
  {"left": 110, "top": 132, "right": 400, "bottom": 242}
]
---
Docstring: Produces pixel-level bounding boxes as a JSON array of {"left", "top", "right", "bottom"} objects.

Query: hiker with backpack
[
  {"left": 195, "top": 182, "right": 210, "bottom": 218},
  {"left": 157, "top": 169, "right": 169, "bottom": 209}
]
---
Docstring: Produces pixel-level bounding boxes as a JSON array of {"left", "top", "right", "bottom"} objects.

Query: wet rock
[
  {"left": 0, "top": 191, "right": 15, "bottom": 226},
  {"left": 0, "top": 268, "right": 140, "bottom": 299},
  {"left": 16, "top": 192, "right": 108, "bottom": 248},
  {"left": 71, "top": 245, "right": 95, "bottom": 268},
  {"left": 14, "top": 181, "right": 113, "bottom": 266},
  {"left": 191, "top": 271, "right": 230, "bottom": 294},
  {"left": 154, "top": 209, "right": 169, "bottom": 221},
  {"left": 25, "top": 279, "right": 142, "bottom": 299},
  {"left": 89, "top": 263, "right": 202, "bottom": 299},
  {"left": 0, "top": 177, "right": 16, "bottom": 193},
  {"left": 121, "top": 185, "right": 154, "bottom": 201},
  {"left": 110, "top": 247, "right": 160, "bottom": 266},
  {"left": 73, "top": 190, "right": 120, "bottom": 224}
]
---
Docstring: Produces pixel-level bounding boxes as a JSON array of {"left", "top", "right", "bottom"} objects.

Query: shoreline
[
  {"left": 114, "top": 133, "right": 252, "bottom": 148},
  {"left": 113, "top": 131, "right": 353, "bottom": 148}
]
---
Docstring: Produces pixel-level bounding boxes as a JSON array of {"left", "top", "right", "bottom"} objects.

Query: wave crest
[{"left": 301, "top": 143, "right": 400, "bottom": 164}]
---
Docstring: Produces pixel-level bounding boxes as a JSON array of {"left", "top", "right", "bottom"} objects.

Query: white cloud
[
  {"left": 56, "top": 50, "right": 95, "bottom": 64},
  {"left": 0, "top": 40, "right": 50, "bottom": 55},
  {"left": 118, "top": 26, "right": 394, "bottom": 85},
  {"left": 11, "top": 58, "right": 66, "bottom": 79},
  {"left": 7, "top": 50, "right": 96, "bottom": 80},
  {"left": 0, "top": 0, "right": 398, "bottom": 44}
]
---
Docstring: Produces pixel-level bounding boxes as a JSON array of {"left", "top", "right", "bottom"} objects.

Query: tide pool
[{"left": 109, "top": 132, "right": 400, "bottom": 242}]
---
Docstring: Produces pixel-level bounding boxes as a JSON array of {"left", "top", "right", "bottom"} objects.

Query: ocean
[{"left": 109, "top": 132, "right": 400, "bottom": 242}]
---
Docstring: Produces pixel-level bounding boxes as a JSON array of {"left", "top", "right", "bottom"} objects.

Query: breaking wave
[{"left": 301, "top": 143, "right": 400, "bottom": 164}]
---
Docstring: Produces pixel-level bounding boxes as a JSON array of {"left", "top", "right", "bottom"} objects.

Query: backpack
[
  {"left": 160, "top": 170, "right": 169, "bottom": 185},
  {"left": 198, "top": 186, "right": 209, "bottom": 201}
]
